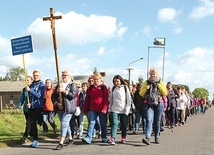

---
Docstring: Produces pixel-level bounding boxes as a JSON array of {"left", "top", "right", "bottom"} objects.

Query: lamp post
[
  {"left": 147, "top": 37, "right": 166, "bottom": 81},
  {"left": 126, "top": 68, "right": 133, "bottom": 87},
  {"left": 127, "top": 57, "right": 144, "bottom": 86}
]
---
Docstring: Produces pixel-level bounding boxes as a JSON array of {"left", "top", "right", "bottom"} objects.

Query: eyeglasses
[
  {"left": 33, "top": 74, "right": 40, "bottom": 77},
  {"left": 61, "top": 74, "right": 69, "bottom": 77},
  {"left": 88, "top": 80, "right": 94, "bottom": 82}
]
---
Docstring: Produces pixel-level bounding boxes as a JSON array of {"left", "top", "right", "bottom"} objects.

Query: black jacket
[{"left": 133, "top": 90, "right": 145, "bottom": 111}]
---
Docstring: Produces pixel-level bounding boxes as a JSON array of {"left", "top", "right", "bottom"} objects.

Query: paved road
[{"left": 1, "top": 107, "right": 214, "bottom": 155}]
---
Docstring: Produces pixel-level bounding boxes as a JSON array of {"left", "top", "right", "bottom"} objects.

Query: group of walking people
[
  {"left": 17, "top": 70, "right": 57, "bottom": 147},
  {"left": 17, "top": 67, "right": 210, "bottom": 150}
]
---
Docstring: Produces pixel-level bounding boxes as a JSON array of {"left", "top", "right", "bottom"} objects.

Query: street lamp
[
  {"left": 129, "top": 57, "right": 144, "bottom": 66},
  {"left": 126, "top": 68, "right": 133, "bottom": 87},
  {"left": 153, "top": 37, "right": 166, "bottom": 46},
  {"left": 147, "top": 37, "right": 166, "bottom": 81},
  {"left": 127, "top": 57, "right": 144, "bottom": 86}
]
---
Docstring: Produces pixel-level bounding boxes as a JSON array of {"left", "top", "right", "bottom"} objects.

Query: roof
[{"left": 0, "top": 81, "right": 25, "bottom": 92}]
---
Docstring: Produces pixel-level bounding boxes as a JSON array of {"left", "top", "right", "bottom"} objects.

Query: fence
[{"left": 0, "top": 96, "right": 2, "bottom": 113}]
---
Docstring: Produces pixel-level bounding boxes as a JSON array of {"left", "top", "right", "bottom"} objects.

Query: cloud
[
  {"left": 173, "top": 26, "right": 183, "bottom": 34},
  {"left": 177, "top": 47, "right": 213, "bottom": 68},
  {"left": 134, "top": 26, "right": 151, "bottom": 37},
  {"left": 189, "top": 0, "right": 214, "bottom": 20},
  {"left": 117, "top": 22, "right": 127, "bottom": 37},
  {"left": 57, "top": 53, "right": 97, "bottom": 76},
  {"left": 0, "top": 35, "right": 11, "bottom": 54},
  {"left": 0, "top": 54, "right": 23, "bottom": 67},
  {"left": 23, "top": 11, "right": 127, "bottom": 50},
  {"left": 143, "top": 26, "right": 151, "bottom": 36},
  {"left": 0, "top": 54, "right": 30, "bottom": 77},
  {"left": 0, "top": 65, "right": 8, "bottom": 77},
  {"left": 166, "top": 47, "right": 214, "bottom": 98},
  {"left": 157, "top": 7, "right": 183, "bottom": 35},
  {"left": 97, "top": 46, "right": 105, "bottom": 55},
  {"left": 158, "top": 8, "right": 179, "bottom": 23},
  {"left": 0, "top": 10, "right": 127, "bottom": 79}
]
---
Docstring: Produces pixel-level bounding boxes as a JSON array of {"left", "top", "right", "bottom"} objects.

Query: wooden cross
[{"left": 43, "top": 8, "right": 62, "bottom": 103}]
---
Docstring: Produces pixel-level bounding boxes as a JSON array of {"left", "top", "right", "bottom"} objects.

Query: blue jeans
[
  {"left": 69, "top": 115, "right": 79, "bottom": 138},
  {"left": 93, "top": 117, "right": 101, "bottom": 136},
  {"left": 202, "top": 105, "right": 206, "bottom": 114},
  {"left": 84, "top": 110, "right": 107, "bottom": 143},
  {"left": 43, "top": 111, "right": 56, "bottom": 133},
  {"left": 86, "top": 112, "right": 101, "bottom": 137},
  {"left": 58, "top": 110, "right": 72, "bottom": 137},
  {"left": 145, "top": 103, "right": 164, "bottom": 139},
  {"left": 135, "top": 109, "right": 146, "bottom": 132},
  {"left": 78, "top": 113, "right": 84, "bottom": 136}
]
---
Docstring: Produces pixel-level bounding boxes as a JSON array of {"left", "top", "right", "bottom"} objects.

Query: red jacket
[
  {"left": 194, "top": 98, "right": 199, "bottom": 106},
  {"left": 83, "top": 84, "right": 109, "bottom": 113}
]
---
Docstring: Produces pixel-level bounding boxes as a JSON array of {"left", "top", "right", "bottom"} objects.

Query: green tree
[
  {"left": 92, "top": 67, "right": 99, "bottom": 75},
  {"left": 173, "top": 84, "right": 190, "bottom": 93},
  {"left": 138, "top": 75, "right": 144, "bottom": 84},
  {"left": 3, "top": 66, "right": 26, "bottom": 81},
  {"left": 192, "top": 87, "right": 209, "bottom": 99},
  {"left": 0, "top": 76, "right": 5, "bottom": 81}
]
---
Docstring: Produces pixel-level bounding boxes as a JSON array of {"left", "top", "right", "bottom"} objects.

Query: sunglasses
[{"left": 61, "top": 74, "right": 69, "bottom": 77}]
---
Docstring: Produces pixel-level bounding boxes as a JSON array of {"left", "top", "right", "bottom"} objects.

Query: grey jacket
[{"left": 52, "top": 81, "right": 78, "bottom": 114}]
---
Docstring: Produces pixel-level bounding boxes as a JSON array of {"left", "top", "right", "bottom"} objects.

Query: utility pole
[{"left": 126, "top": 68, "right": 133, "bottom": 86}]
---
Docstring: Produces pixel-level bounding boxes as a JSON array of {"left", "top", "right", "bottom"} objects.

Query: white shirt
[
  {"left": 177, "top": 93, "right": 187, "bottom": 110},
  {"left": 109, "top": 85, "right": 132, "bottom": 115}
]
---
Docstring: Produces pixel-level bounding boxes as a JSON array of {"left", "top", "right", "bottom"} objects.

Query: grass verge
[{"left": 0, "top": 109, "right": 61, "bottom": 148}]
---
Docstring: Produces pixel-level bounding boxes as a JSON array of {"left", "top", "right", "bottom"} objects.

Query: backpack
[{"left": 147, "top": 80, "right": 160, "bottom": 106}]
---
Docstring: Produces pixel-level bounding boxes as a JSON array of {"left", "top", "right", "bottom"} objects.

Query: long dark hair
[{"left": 112, "top": 75, "right": 128, "bottom": 86}]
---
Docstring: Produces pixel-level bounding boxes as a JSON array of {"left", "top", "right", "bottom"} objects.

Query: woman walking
[
  {"left": 139, "top": 67, "right": 167, "bottom": 145},
  {"left": 108, "top": 75, "right": 132, "bottom": 145},
  {"left": 82, "top": 73, "right": 109, "bottom": 144}
]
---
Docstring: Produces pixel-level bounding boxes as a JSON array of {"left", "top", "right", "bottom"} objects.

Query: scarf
[
  {"left": 62, "top": 79, "right": 71, "bottom": 90},
  {"left": 148, "top": 76, "right": 161, "bottom": 84}
]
